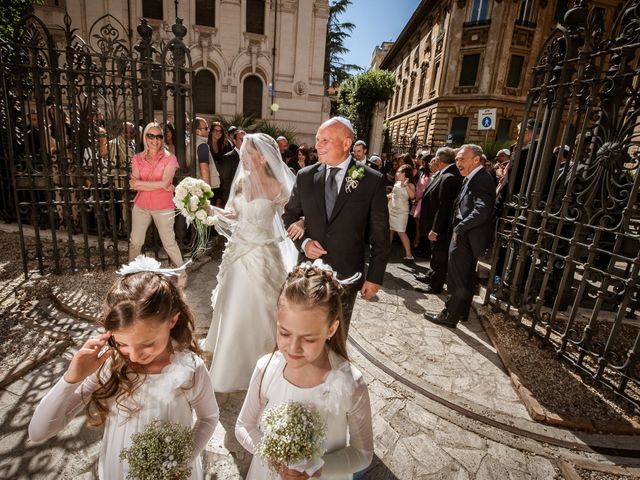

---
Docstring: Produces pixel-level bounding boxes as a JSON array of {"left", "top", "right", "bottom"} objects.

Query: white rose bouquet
[
  {"left": 173, "top": 177, "right": 216, "bottom": 255},
  {"left": 119, "top": 420, "right": 193, "bottom": 480},
  {"left": 257, "top": 402, "right": 327, "bottom": 476}
]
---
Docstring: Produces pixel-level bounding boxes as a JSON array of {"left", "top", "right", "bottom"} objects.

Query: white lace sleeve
[
  {"left": 188, "top": 358, "right": 219, "bottom": 457},
  {"left": 28, "top": 374, "right": 101, "bottom": 443},
  {"left": 235, "top": 357, "right": 269, "bottom": 453},
  {"left": 321, "top": 373, "right": 374, "bottom": 475}
]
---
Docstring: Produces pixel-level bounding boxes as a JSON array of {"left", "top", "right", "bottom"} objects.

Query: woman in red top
[{"left": 129, "top": 122, "right": 186, "bottom": 286}]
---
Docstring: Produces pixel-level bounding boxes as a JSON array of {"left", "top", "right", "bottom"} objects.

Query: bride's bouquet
[
  {"left": 257, "top": 402, "right": 326, "bottom": 476},
  {"left": 119, "top": 420, "right": 193, "bottom": 480},
  {"left": 173, "top": 177, "right": 216, "bottom": 255}
]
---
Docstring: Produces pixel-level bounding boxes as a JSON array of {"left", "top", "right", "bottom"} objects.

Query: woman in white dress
[
  {"left": 388, "top": 163, "right": 416, "bottom": 261},
  {"left": 202, "top": 133, "right": 298, "bottom": 392}
]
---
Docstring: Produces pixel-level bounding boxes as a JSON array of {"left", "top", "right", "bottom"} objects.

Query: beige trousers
[{"left": 129, "top": 204, "right": 184, "bottom": 268}]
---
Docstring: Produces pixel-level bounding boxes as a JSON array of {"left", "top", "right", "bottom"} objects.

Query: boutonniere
[{"left": 345, "top": 166, "right": 365, "bottom": 193}]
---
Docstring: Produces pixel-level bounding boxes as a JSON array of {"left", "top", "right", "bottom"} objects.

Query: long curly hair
[{"left": 86, "top": 271, "right": 201, "bottom": 427}]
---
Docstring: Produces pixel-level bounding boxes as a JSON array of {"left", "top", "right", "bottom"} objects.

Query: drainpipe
[{"left": 270, "top": 0, "right": 278, "bottom": 115}]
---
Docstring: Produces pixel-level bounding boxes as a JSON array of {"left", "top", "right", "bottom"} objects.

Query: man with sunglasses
[{"left": 194, "top": 117, "right": 221, "bottom": 195}]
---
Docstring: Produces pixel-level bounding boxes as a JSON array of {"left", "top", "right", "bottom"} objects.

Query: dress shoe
[
  {"left": 424, "top": 311, "right": 459, "bottom": 328},
  {"left": 415, "top": 285, "right": 443, "bottom": 294},
  {"left": 414, "top": 272, "right": 433, "bottom": 283}
]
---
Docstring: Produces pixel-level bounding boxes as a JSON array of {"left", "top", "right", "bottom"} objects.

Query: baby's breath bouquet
[
  {"left": 257, "top": 402, "right": 327, "bottom": 476},
  {"left": 173, "top": 176, "right": 216, "bottom": 255},
  {"left": 119, "top": 420, "right": 193, "bottom": 480}
]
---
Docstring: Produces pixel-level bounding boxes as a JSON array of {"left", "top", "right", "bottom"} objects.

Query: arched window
[
  {"left": 243, "top": 75, "right": 263, "bottom": 118},
  {"left": 194, "top": 70, "right": 215, "bottom": 114},
  {"left": 246, "top": 0, "right": 265, "bottom": 34}
]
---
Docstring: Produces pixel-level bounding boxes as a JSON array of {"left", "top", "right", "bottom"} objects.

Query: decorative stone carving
[
  {"left": 462, "top": 24, "right": 490, "bottom": 46},
  {"left": 294, "top": 81, "right": 307, "bottom": 95},
  {"left": 512, "top": 26, "right": 535, "bottom": 48}
]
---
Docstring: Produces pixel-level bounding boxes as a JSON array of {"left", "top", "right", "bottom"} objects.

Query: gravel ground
[
  {"left": 485, "top": 311, "right": 640, "bottom": 426},
  {"left": 575, "top": 467, "right": 639, "bottom": 480}
]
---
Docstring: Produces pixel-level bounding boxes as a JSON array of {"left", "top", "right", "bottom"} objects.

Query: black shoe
[
  {"left": 415, "top": 285, "right": 443, "bottom": 294},
  {"left": 424, "top": 311, "right": 459, "bottom": 328},
  {"left": 414, "top": 272, "right": 433, "bottom": 283}
]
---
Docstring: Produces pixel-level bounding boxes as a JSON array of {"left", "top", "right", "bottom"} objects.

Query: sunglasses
[
  {"left": 212, "top": 128, "right": 222, "bottom": 133},
  {"left": 145, "top": 133, "right": 164, "bottom": 140}
]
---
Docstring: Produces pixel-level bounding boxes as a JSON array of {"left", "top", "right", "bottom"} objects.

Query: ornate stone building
[
  {"left": 379, "top": 0, "right": 618, "bottom": 152},
  {"left": 35, "top": 0, "right": 330, "bottom": 144}
]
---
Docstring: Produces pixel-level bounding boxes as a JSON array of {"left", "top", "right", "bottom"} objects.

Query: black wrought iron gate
[
  {"left": 0, "top": 12, "right": 195, "bottom": 275},
  {"left": 489, "top": 0, "right": 640, "bottom": 410}
]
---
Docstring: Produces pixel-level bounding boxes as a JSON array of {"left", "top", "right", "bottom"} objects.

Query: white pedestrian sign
[{"left": 478, "top": 108, "right": 497, "bottom": 130}]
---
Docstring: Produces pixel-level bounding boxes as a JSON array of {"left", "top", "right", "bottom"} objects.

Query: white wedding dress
[{"left": 203, "top": 196, "right": 290, "bottom": 392}]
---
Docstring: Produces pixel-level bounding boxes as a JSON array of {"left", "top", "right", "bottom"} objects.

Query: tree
[
  {"left": 337, "top": 69, "right": 395, "bottom": 144},
  {"left": 0, "top": 0, "right": 43, "bottom": 41},
  {"left": 323, "top": 0, "right": 362, "bottom": 90}
]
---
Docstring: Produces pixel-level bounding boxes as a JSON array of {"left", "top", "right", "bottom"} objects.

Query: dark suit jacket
[
  {"left": 282, "top": 158, "right": 390, "bottom": 285},
  {"left": 218, "top": 149, "right": 239, "bottom": 204},
  {"left": 453, "top": 168, "right": 496, "bottom": 258},
  {"left": 419, "top": 163, "right": 463, "bottom": 237}
]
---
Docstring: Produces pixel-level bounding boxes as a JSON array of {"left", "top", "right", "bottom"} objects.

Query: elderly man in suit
[
  {"left": 426, "top": 144, "right": 496, "bottom": 328},
  {"left": 283, "top": 117, "right": 390, "bottom": 334},
  {"left": 415, "top": 147, "right": 462, "bottom": 293}
]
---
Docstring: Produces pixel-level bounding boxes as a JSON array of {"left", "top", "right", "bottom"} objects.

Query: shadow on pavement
[{"left": 0, "top": 357, "right": 101, "bottom": 479}]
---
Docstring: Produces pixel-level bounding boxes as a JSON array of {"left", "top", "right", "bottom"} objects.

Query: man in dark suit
[
  {"left": 218, "top": 129, "right": 245, "bottom": 205},
  {"left": 426, "top": 144, "right": 496, "bottom": 328},
  {"left": 283, "top": 117, "right": 390, "bottom": 334},
  {"left": 415, "top": 147, "right": 462, "bottom": 293}
]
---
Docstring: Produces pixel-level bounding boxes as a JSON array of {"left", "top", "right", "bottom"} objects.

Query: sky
[{"left": 338, "top": 0, "right": 423, "bottom": 70}]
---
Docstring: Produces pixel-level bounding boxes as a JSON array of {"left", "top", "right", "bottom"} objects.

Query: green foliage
[
  {"left": 324, "top": 0, "right": 363, "bottom": 89},
  {"left": 480, "top": 139, "right": 512, "bottom": 160},
  {"left": 210, "top": 113, "right": 298, "bottom": 144},
  {"left": 0, "top": 0, "right": 43, "bottom": 41},
  {"left": 254, "top": 119, "right": 298, "bottom": 145},
  {"left": 211, "top": 113, "right": 258, "bottom": 133},
  {"left": 337, "top": 69, "right": 395, "bottom": 141}
]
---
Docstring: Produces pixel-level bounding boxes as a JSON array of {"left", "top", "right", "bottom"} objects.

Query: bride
[{"left": 202, "top": 133, "right": 300, "bottom": 392}]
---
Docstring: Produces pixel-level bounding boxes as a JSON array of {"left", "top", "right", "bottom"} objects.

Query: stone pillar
[{"left": 369, "top": 101, "right": 387, "bottom": 154}]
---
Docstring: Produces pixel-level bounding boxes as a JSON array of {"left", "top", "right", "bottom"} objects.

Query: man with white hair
[
  {"left": 283, "top": 116, "right": 390, "bottom": 334},
  {"left": 276, "top": 136, "right": 288, "bottom": 155},
  {"left": 425, "top": 144, "right": 495, "bottom": 328}
]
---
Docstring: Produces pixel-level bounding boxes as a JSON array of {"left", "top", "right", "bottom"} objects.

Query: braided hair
[{"left": 277, "top": 263, "right": 349, "bottom": 360}]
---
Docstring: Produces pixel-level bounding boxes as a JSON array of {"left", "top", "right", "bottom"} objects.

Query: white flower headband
[
  {"left": 299, "top": 259, "right": 361, "bottom": 286},
  {"left": 117, "top": 255, "right": 191, "bottom": 277}
]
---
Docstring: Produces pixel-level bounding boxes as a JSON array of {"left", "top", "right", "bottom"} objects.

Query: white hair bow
[
  {"left": 300, "top": 259, "right": 361, "bottom": 286},
  {"left": 117, "top": 255, "right": 191, "bottom": 277}
]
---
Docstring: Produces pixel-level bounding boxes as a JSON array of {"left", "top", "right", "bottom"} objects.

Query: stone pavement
[{"left": 1, "top": 246, "right": 640, "bottom": 479}]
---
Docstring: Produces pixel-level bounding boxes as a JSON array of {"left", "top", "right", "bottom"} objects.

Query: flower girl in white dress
[
  {"left": 29, "top": 258, "right": 219, "bottom": 480},
  {"left": 235, "top": 262, "right": 374, "bottom": 479}
]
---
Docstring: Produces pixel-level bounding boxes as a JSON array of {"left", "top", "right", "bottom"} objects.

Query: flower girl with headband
[
  {"left": 29, "top": 256, "right": 219, "bottom": 479},
  {"left": 235, "top": 261, "right": 374, "bottom": 479}
]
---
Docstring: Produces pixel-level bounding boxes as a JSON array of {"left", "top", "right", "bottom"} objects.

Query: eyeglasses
[
  {"left": 145, "top": 133, "right": 164, "bottom": 140},
  {"left": 212, "top": 128, "right": 223, "bottom": 133}
]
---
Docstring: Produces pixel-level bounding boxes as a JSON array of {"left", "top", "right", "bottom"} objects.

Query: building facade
[
  {"left": 379, "top": 0, "right": 618, "bottom": 153},
  {"left": 35, "top": 0, "right": 330, "bottom": 144}
]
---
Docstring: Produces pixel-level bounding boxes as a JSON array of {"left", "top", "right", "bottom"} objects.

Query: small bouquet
[
  {"left": 119, "top": 420, "right": 193, "bottom": 480},
  {"left": 173, "top": 177, "right": 216, "bottom": 255},
  {"left": 257, "top": 402, "right": 327, "bottom": 476}
]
